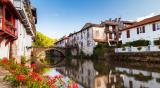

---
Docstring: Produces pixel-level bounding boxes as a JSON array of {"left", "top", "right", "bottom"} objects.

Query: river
[
  {"left": 42, "top": 50, "right": 160, "bottom": 88},
  {"left": 48, "top": 58, "right": 160, "bottom": 88}
]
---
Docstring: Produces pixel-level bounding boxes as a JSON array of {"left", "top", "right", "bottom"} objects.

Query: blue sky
[{"left": 31, "top": 0, "right": 160, "bottom": 39}]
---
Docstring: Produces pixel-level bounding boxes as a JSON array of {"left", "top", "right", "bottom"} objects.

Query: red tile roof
[
  {"left": 121, "top": 15, "right": 160, "bottom": 31},
  {"left": 103, "top": 21, "right": 118, "bottom": 25}
]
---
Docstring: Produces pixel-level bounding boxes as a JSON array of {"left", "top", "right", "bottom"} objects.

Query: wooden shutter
[
  {"left": 153, "top": 23, "right": 156, "bottom": 31},
  {"left": 137, "top": 28, "right": 139, "bottom": 34},
  {"left": 126, "top": 30, "right": 130, "bottom": 38},
  {"left": 142, "top": 26, "right": 145, "bottom": 33},
  {"left": 109, "top": 33, "right": 112, "bottom": 39}
]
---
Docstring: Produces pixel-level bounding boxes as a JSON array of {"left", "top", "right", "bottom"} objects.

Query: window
[
  {"left": 95, "top": 30, "right": 99, "bottom": 36},
  {"left": 81, "top": 33, "right": 83, "bottom": 39},
  {"left": 87, "top": 40, "right": 90, "bottom": 47},
  {"left": 109, "top": 33, "right": 112, "bottom": 39},
  {"left": 137, "top": 28, "right": 139, "bottom": 34},
  {"left": 126, "top": 30, "right": 130, "bottom": 38},
  {"left": 142, "top": 26, "right": 145, "bottom": 33},
  {"left": 157, "top": 23, "right": 160, "bottom": 30},
  {"left": 81, "top": 42, "right": 83, "bottom": 47},
  {"left": 88, "top": 70, "right": 90, "bottom": 76},
  {"left": 87, "top": 29, "right": 89, "bottom": 38},
  {"left": 153, "top": 23, "right": 156, "bottom": 31},
  {"left": 137, "top": 26, "right": 145, "bottom": 34}
]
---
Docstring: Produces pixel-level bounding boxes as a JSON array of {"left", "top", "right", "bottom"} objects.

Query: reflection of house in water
[
  {"left": 65, "top": 60, "right": 97, "bottom": 88},
  {"left": 63, "top": 60, "right": 124, "bottom": 88},
  {"left": 116, "top": 67, "right": 160, "bottom": 88},
  {"left": 94, "top": 72, "right": 124, "bottom": 88}
]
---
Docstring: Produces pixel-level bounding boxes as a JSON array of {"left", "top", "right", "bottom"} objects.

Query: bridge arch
[{"left": 32, "top": 47, "right": 65, "bottom": 57}]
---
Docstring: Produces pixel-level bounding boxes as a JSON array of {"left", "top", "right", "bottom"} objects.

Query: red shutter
[
  {"left": 153, "top": 23, "right": 156, "bottom": 31},
  {"left": 142, "top": 26, "right": 145, "bottom": 33},
  {"left": 137, "top": 28, "right": 139, "bottom": 34},
  {"left": 109, "top": 33, "right": 112, "bottom": 39},
  {"left": 126, "top": 30, "right": 130, "bottom": 38}
]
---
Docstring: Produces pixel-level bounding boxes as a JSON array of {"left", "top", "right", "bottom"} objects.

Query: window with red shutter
[
  {"left": 126, "top": 30, "right": 130, "bottom": 38},
  {"left": 137, "top": 28, "right": 139, "bottom": 34},
  {"left": 153, "top": 23, "right": 156, "bottom": 31},
  {"left": 109, "top": 33, "right": 112, "bottom": 39},
  {"left": 142, "top": 26, "right": 145, "bottom": 33}
]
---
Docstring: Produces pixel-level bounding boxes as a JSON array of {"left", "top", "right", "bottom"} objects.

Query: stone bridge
[{"left": 32, "top": 47, "right": 66, "bottom": 57}]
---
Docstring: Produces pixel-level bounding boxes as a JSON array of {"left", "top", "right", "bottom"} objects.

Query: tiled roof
[
  {"left": 121, "top": 15, "right": 160, "bottom": 31},
  {"left": 102, "top": 21, "right": 118, "bottom": 25}
]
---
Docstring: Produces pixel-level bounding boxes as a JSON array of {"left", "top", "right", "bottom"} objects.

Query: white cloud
[{"left": 136, "top": 11, "right": 160, "bottom": 22}]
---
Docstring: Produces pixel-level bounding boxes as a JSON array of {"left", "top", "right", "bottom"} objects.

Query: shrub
[
  {"left": 122, "top": 47, "right": 126, "bottom": 51},
  {"left": 137, "top": 47, "right": 142, "bottom": 51},
  {"left": 154, "top": 39, "right": 160, "bottom": 45},
  {"left": 131, "top": 40, "right": 150, "bottom": 47},
  {"left": 123, "top": 40, "right": 150, "bottom": 47},
  {"left": 124, "top": 42, "right": 132, "bottom": 47},
  {"left": 21, "top": 56, "right": 26, "bottom": 65}
]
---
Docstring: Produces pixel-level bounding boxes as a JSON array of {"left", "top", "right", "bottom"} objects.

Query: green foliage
[
  {"left": 32, "top": 31, "right": 57, "bottom": 47},
  {"left": 123, "top": 40, "right": 150, "bottom": 47},
  {"left": 92, "top": 43, "right": 108, "bottom": 59},
  {"left": 137, "top": 47, "right": 142, "bottom": 51},
  {"left": 154, "top": 39, "right": 160, "bottom": 45},
  {"left": 122, "top": 47, "right": 126, "bottom": 51},
  {"left": 21, "top": 56, "right": 26, "bottom": 65},
  {"left": 131, "top": 40, "right": 150, "bottom": 47},
  {"left": 65, "top": 48, "right": 72, "bottom": 66}
]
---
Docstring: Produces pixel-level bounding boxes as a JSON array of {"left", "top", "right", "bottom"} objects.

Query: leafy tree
[{"left": 32, "top": 32, "right": 57, "bottom": 47}]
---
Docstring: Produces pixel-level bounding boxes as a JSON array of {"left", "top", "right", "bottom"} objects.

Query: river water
[
  {"left": 42, "top": 50, "right": 160, "bottom": 88},
  {"left": 50, "top": 58, "right": 160, "bottom": 88}
]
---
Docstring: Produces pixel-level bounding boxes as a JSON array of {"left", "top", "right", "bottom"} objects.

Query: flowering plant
[{"left": 1, "top": 57, "right": 79, "bottom": 88}]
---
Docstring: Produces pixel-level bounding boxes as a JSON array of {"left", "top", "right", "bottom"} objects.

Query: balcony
[
  {"left": 5, "top": 20, "right": 17, "bottom": 38},
  {"left": 0, "top": 18, "right": 17, "bottom": 38},
  {"left": 14, "top": 0, "right": 34, "bottom": 35}
]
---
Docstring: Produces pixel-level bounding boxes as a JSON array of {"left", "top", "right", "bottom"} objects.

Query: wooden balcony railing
[{"left": 5, "top": 20, "right": 17, "bottom": 38}]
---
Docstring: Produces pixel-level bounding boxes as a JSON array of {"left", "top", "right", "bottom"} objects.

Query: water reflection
[{"left": 58, "top": 59, "right": 160, "bottom": 88}]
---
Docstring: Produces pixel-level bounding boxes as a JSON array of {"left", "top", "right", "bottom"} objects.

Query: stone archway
[{"left": 32, "top": 47, "right": 65, "bottom": 57}]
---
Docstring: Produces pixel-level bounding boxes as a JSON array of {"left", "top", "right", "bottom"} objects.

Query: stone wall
[{"left": 111, "top": 52, "right": 160, "bottom": 63}]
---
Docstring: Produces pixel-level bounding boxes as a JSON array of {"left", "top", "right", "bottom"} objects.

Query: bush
[
  {"left": 123, "top": 40, "right": 150, "bottom": 47},
  {"left": 122, "top": 47, "right": 126, "bottom": 51},
  {"left": 21, "top": 56, "right": 26, "bottom": 65},
  {"left": 154, "top": 39, "right": 160, "bottom": 45},
  {"left": 137, "top": 47, "right": 142, "bottom": 51},
  {"left": 131, "top": 40, "right": 150, "bottom": 47}
]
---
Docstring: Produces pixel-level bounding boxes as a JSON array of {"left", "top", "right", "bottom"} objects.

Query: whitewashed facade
[
  {"left": 55, "top": 37, "right": 68, "bottom": 48},
  {"left": 0, "top": 0, "right": 36, "bottom": 62},
  {"left": 116, "top": 15, "right": 160, "bottom": 53},
  {"left": 13, "top": 0, "right": 37, "bottom": 62},
  {"left": 65, "top": 23, "right": 106, "bottom": 56}
]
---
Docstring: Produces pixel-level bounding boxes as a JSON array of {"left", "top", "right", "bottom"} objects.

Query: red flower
[
  {"left": 1, "top": 57, "right": 8, "bottom": 64},
  {"left": 47, "top": 78, "right": 56, "bottom": 86},
  {"left": 31, "top": 63, "right": 36, "bottom": 68},
  {"left": 29, "top": 72, "right": 43, "bottom": 82},
  {"left": 72, "top": 82, "right": 78, "bottom": 88},
  {"left": 16, "top": 74, "right": 26, "bottom": 81},
  {"left": 51, "top": 85, "right": 58, "bottom": 88}
]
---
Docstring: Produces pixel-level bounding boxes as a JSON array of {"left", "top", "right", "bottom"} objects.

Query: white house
[
  {"left": 116, "top": 15, "right": 160, "bottom": 52},
  {"left": 0, "top": 0, "right": 20, "bottom": 59},
  {"left": 0, "top": 0, "right": 37, "bottom": 64},
  {"left": 54, "top": 36, "right": 69, "bottom": 48},
  {"left": 13, "top": 0, "right": 37, "bottom": 62},
  {"left": 79, "top": 23, "right": 106, "bottom": 55}
]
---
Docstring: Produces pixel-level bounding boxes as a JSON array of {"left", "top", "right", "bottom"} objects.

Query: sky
[{"left": 31, "top": 0, "right": 160, "bottom": 39}]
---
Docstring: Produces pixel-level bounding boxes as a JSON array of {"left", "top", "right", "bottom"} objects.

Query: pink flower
[{"left": 31, "top": 63, "right": 36, "bottom": 68}]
